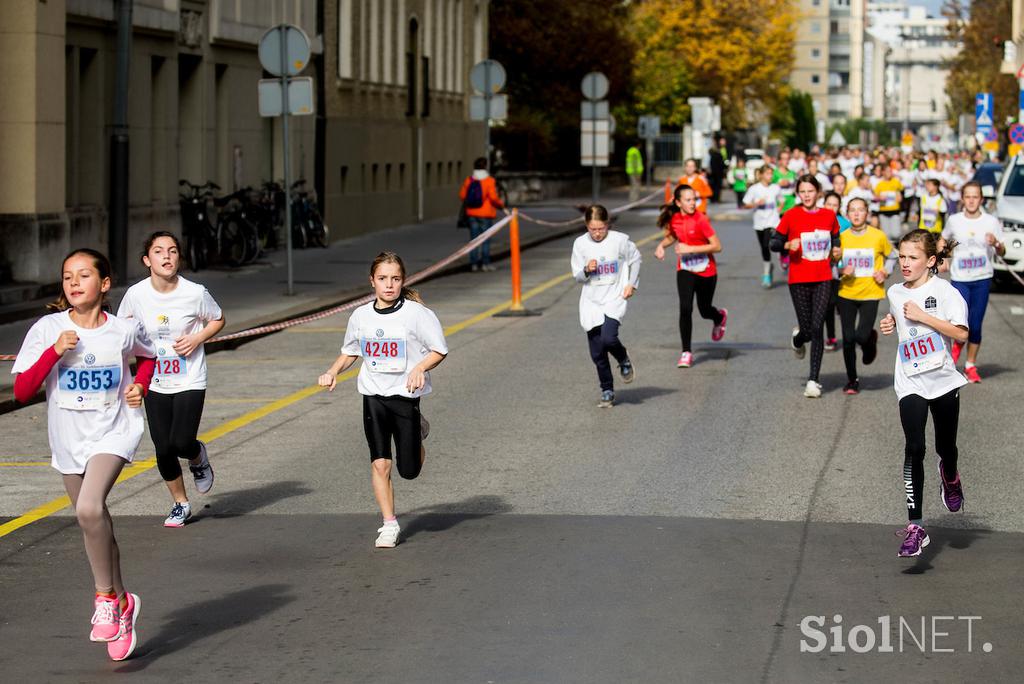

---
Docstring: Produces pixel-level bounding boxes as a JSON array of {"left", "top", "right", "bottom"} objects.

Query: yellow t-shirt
[
  {"left": 839, "top": 226, "right": 892, "bottom": 300},
  {"left": 918, "top": 193, "right": 947, "bottom": 233},
  {"left": 874, "top": 179, "right": 903, "bottom": 212}
]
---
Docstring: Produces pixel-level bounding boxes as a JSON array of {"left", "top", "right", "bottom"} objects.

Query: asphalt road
[{"left": 2, "top": 204, "right": 1023, "bottom": 682}]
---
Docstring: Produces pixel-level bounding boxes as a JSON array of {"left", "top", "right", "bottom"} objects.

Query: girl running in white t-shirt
[
  {"left": 571, "top": 205, "right": 641, "bottom": 406},
  {"left": 317, "top": 252, "right": 448, "bottom": 548},
  {"left": 117, "top": 232, "right": 225, "bottom": 528},
  {"left": 879, "top": 230, "right": 968, "bottom": 557},
  {"left": 12, "top": 249, "right": 156, "bottom": 661},
  {"left": 742, "top": 165, "right": 782, "bottom": 289}
]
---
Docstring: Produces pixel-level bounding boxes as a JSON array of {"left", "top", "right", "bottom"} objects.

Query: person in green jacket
[{"left": 626, "top": 143, "right": 644, "bottom": 201}]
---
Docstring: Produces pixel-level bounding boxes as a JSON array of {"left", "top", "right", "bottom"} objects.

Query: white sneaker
[
  {"left": 803, "top": 380, "right": 822, "bottom": 398},
  {"left": 188, "top": 441, "right": 214, "bottom": 494},
  {"left": 163, "top": 501, "right": 192, "bottom": 528},
  {"left": 375, "top": 521, "right": 400, "bottom": 548}
]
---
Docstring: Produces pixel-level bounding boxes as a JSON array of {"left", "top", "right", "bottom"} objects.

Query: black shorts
[{"left": 362, "top": 394, "right": 422, "bottom": 480}]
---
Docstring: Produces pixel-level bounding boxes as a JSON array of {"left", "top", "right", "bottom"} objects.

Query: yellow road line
[
  {"left": 0, "top": 462, "right": 51, "bottom": 467},
  {"left": 0, "top": 263, "right": 587, "bottom": 539}
]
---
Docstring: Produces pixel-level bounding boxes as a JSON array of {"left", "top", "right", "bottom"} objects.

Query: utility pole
[{"left": 109, "top": 0, "right": 133, "bottom": 283}]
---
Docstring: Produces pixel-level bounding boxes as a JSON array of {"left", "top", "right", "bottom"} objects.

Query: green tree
[{"left": 943, "top": 0, "right": 1017, "bottom": 127}]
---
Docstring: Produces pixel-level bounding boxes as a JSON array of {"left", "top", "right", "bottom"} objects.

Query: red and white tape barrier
[{"left": 1, "top": 190, "right": 667, "bottom": 360}]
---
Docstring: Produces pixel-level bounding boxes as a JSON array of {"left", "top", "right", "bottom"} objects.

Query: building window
[
  {"left": 812, "top": 48, "right": 821, "bottom": 58},
  {"left": 811, "top": 74, "right": 820, "bottom": 85},
  {"left": 385, "top": 163, "right": 392, "bottom": 191},
  {"left": 399, "top": 162, "right": 406, "bottom": 189},
  {"left": 811, "top": 22, "right": 821, "bottom": 34},
  {"left": 338, "top": 0, "right": 353, "bottom": 78},
  {"left": 830, "top": 20, "right": 839, "bottom": 34}
]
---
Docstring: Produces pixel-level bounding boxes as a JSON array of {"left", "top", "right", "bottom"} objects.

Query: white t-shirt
[
  {"left": 341, "top": 298, "right": 448, "bottom": 399},
  {"left": 898, "top": 169, "right": 917, "bottom": 197},
  {"left": 886, "top": 277, "right": 968, "bottom": 400},
  {"left": 942, "top": 212, "right": 1005, "bottom": 282},
  {"left": 847, "top": 186, "right": 876, "bottom": 213},
  {"left": 571, "top": 230, "right": 642, "bottom": 330},
  {"left": 117, "top": 276, "right": 223, "bottom": 393},
  {"left": 11, "top": 311, "right": 156, "bottom": 474},
  {"left": 742, "top": 183, "right": 782, "bottom": 230}
]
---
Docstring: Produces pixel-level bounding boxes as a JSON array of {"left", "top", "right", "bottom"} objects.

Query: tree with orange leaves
[{"left": 629, "top": 0, "right": 798, "bottom": 129}]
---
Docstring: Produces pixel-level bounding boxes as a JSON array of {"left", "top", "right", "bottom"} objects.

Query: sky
[{"left": 910, "top": 0, "right": 948, "bottom": 17}]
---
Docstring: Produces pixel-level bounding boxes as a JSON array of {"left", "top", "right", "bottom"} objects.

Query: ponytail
[{"left": 898, "top": 229, "right": 958, "bottom": 274}]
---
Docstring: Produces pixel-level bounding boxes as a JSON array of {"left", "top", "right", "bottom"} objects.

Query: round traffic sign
[
  {"left": 1010, "top": 123, "right": 1024, "bottom": 144},
  {"left": 985, "top": 127, "right": 999, "bottom": 142},
  {"left": 258, "top": 24, "right": 311, "bottom": 77},
  {"left": 470, "top": 59, "right": 506, "bottom": 94},
  {"left": 581, "top": 72, "right": 609, "bottom": 101}
]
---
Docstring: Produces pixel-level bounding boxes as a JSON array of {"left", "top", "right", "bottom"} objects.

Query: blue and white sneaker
[
  {"left": 597, "top": 390, "right": 615, "bottom": 408},
  {"left": 163, "top": 502, "right": 192, "bottom": 528},
  {"left": 188, "top": 441, "right": 214, "bottom": 494},
  {"left": 619, "top": 358, "right": 635, "bottom": 384}
]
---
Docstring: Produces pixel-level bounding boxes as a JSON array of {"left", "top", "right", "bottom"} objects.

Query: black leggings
[
  {"left": 837, "top": 298, "right": 879, "bottom": 382},
  {"left": 899, "top": 389, "right": 960, "bottom": 522},
  {"left": 363, "top": 395, "right": 422, "bottom": 480},
  {"left": 824, "top": 279, "right": 839, "bottom": 340},
  {"left": 755, "top": 229, "right": 771, "bottom": 263},
  {"left": 144, "top": 389, "right": 206, "bottom": 482},
  {"left": 676, "top": 270, "right": 723, "bottom": 352},
  {"left": 789, "top": 281, "right": 831, "bottom": 382},
  {"left": 587, "top": 316, "right": 629, "bottom": 392}
]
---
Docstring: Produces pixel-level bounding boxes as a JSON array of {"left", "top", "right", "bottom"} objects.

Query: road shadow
[
  {"left": 113, "top": 583, "right": 295, "bottom": 671},
  {"left": 202, "top": 480, "right": 314, "bottom": 520},
  {"left": 614, "top": 386, "right": 678, "bottom": 405},
  {"left": 901, "top": 523, "right": 993, "bottom": 575},
  {"left": 400, "top": 494, "right": 512, "bottom": 541},
  {"left": 963, "top": 364, "right": 1014, "bottom": 380}
]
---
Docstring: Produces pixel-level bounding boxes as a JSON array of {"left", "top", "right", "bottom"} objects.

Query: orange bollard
[
  {"left": 664, "top": 179, "right": 672, "bottom": 204},
  {"left": 509, "top": 209, "right": 524, "bottom": 311},
  {"left": 493, "top": 208, "right": 540, "bottom": 318}
]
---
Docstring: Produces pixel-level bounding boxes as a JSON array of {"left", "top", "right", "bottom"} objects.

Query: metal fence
[{"left": 653, "top": 133, "right": 684, "bottom": 165}]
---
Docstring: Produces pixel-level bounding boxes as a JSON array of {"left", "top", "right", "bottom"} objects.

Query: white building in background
[{"left": 869, "top": 3, "right": 959, "bottom": 142}]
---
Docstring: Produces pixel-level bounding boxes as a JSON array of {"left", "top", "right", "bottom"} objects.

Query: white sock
[
  {"left": 763, "top": 262, "right": 772, "bottom": 276},
  {"left": 965, "top": 362, "right": 976, "bottom": 369}
]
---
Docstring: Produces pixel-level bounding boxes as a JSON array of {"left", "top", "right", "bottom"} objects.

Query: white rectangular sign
[
  {"left": 470, "top": 94, "right": 507, "bottom": 121},
  {"left": 258, "top": 77, "right": 315, "bottom": 117},
  {"left": 581, "top": 120, "right": 610, "bottom": 167}
]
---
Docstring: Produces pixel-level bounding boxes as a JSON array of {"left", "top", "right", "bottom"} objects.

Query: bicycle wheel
[
  {"left": 240, "top": 220, "right": 260, "bottom": 265},
  {"left": 218, "top": 217, "right": 249, "bottom": 267},
  {"left": 185, "top": 231, "right": 206, "bottom": 271}
]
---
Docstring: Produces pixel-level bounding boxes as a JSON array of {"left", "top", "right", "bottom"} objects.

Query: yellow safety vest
[{"left": 626, "top": 147, "right": 644, "bottom": 175}]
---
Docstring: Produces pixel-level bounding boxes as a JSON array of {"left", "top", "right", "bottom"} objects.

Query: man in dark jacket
[{"left": 708, "top": 136, "right": 728, "bottom": 204}]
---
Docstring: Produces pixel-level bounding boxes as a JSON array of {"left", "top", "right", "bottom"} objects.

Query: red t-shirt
[
  {"left": 670, "top": 211, "right": 717, "bottom": 277},
  {"left": 776, "top": 206, "right": 839, "bottom": 283}
]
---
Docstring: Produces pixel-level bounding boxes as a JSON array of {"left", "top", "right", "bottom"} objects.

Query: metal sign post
[
  {"left": 581, "top": 72, "right": 610, "bottom": 203},
  {"left": 470, "top": 60, "right": 507, "bottom": 164},
  {"left": 259, "top": 24, "right": 312, "bottom": 296},
  {"left": 637, "top": 115, "right": 660, "bottom": 190}
]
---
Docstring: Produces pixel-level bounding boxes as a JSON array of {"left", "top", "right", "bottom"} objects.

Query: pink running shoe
[
  {"left": 677, "top": 351, "right": 693, "bottom": 368},
  {"left": 897, "top": 524, "right": 930, "bottom": 557},
  {"left": 780, "top": 254, "right": 790, "bottom": 271},
  {"left": 951, "top": 341, "right": 963, "bottom": 365},
  {"left": 90, "top": 595, "right": 121, "bottom": 642},
  {"left": 965, "top": 365, "right": 981, "bottom": 384},
  {"left": 712, "top": 308, "right": 728, "bottom": 342},
  {"left": 107, "top": 593, "right": 141, "bottom": 661}
]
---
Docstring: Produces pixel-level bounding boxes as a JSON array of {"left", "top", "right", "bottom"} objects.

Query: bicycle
[
  {"left": 290, "top": 179, "right": 329, "bottom": 248},
  {"left": 178, "top": 180, "right": 259, "bottom": 269}
]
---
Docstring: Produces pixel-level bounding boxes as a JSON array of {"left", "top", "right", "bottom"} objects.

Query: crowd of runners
[{"left": 7, "top": 143, "right": 1012, "bottom": 661}]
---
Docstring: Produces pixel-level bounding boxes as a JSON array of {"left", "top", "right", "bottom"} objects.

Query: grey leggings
[
  {"left": 62, "top": 454, "right": 127, "bottom": 593},
  {"left": 789, "top": 281, "right": 832, "bottom": 382}
]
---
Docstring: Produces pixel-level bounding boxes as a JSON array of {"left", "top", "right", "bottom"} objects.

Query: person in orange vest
[
  {"left": 678, "top": 159, "right": 713, "bottom": 213},
  {"left": 459, "top": 157, "right": 505, "bottom": 272}
]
